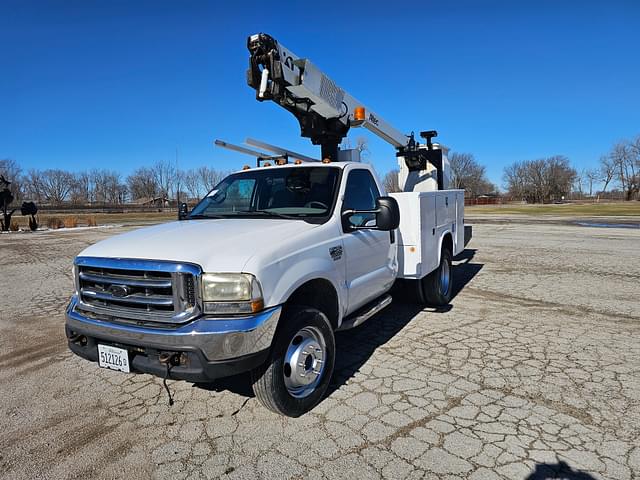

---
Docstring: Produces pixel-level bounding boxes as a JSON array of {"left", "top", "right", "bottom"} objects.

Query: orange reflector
[
  {"left": 409, "top": 246, "right": 416, "bottom": 253},
  {"left": 354, "top": 106, "right": 365, "bottom": 121},
  {"left": 251, "top": 299, "right": 264, "bottom": 313},
  {"left": 322, "top": 158, "right": 331, "bottom": 164},
  {"left": 294, "top": 159, "right": 303, "bottom": 165},
  {"left": 242, "top": 165, "right": 250, "bottom": 170}
]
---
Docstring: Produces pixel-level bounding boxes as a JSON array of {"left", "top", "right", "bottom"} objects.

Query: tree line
[
  {"left": 0, "top": 159, "right": 226, "bottom": 206},
  {"left": 3, "top": 133, "right": 638, "bottom": 206},
  {"left": 503, "top": 134, "right": 639, "bottom": 202}
]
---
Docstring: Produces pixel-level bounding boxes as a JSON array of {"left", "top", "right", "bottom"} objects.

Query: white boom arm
[{"left": 246, "top": 33, "right": 449, "bottom": 190}]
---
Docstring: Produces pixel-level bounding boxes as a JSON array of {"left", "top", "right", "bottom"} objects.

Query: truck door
[{"left": 341, "top": 169, "right": 396, "bottom": 312}]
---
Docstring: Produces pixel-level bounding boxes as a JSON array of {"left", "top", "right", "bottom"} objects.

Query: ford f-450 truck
[{"left": 66, "top": 34, "right": 471, "bottom": 417}]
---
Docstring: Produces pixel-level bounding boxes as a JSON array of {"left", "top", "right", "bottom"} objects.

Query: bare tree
[
  {"left": 152, "top": 160, "right": 176, "bottom": 200},
  {"left": 449, "top": 152, "right": 495, "bottom": 197},
  {"left": 197, "top": 166, "right": 225, "bottom": 194},
  {"left": 599, "top": 155, "right": 616, "bottom": 193},
  {"left": 37, "top": 169, "right": 75, "bottom": 204},
  {"left": 585, "top": 168, "right": 600, "bottom": 197},
  {"left": 127, "top": 167, "right": 158, "bottom": 201},
  {"left": 503, "top": 156, "right": 576, "bottom": 203},
  {"left": 503, "top": 161, "right": 526, "bottom": 200},
  {"left": 92, "top": 170, "right": 126, "bottom": 204},
  {"left": 183, "top": 168, "right": 223, "bottom": 200},
  {"left": 24, "top": 169, "right": 43, "bottom": 202},
  {"left": 70, "top": 171, "right": 93, "bottom": 204},
  {"left": 609, "top": 138, "right": 639, "bottom": 200},
  {"left": 574, "top": 170, "right": 585, "bottom": 197},
  {"left": 0, "top": 159, "right": 23, "bottom": 201},
  {"left": 174, "top": 169, "right": 186, "bottom": 203},
  {"left": 382, "top": 169, "right": 400, "bottom": 193}
]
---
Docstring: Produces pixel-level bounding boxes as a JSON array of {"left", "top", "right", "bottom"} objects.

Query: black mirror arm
[
  {"left": 341, "top": 208, "right": 381, "bottom": 217},
  {"left": 347, "top": 225, "right": 386, "bottom": 231}
]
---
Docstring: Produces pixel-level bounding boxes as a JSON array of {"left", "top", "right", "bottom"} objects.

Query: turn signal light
[
  {"left": 294, "top": 159, "right": 303, "bottom": 165},
  {"left": 354, "top": 106, "right": 365, "bottom": 121}
]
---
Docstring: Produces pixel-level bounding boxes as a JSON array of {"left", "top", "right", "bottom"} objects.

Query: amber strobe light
[{"left": 354, "top": 106, "right": 365, "bottom": 121}]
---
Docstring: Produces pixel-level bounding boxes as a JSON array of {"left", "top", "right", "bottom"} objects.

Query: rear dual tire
[{"left": 413, "top": 247, "right": 453, "bottom": 306}]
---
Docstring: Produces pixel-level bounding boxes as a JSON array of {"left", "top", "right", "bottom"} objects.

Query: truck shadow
[
  {"left": 198, "top": 249, "right": 482, "bottom": 402},
  {"left": 525, "top": 461, "right": 597, "bottom": 479},
  {"left": 451, "top": 248, "right": 481, "bottom": 301},
  {"left": 327, "top": 248, "right": 482, "bottom": 396}
]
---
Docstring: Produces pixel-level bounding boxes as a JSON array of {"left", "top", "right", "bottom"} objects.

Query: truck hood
[{"left": 79, "top": 219, "right": 318, "bottom": 272}]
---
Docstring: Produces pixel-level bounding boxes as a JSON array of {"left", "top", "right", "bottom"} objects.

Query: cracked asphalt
[{"left": 1, "top": 221, "right": 639, "bottom": 480}]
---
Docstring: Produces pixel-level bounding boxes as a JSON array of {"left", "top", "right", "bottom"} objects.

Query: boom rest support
[{"left": 396, "top": 131, "right": 444, "bottom": 190}]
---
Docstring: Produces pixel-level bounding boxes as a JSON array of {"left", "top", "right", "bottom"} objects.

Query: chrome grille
[{"left": 74, "top": 257, "right": 201, "bottom": 325}]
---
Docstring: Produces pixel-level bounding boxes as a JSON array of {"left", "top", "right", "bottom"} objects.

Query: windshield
[{"left": 189, "top": 166, "right": 341, "bottom": 220}]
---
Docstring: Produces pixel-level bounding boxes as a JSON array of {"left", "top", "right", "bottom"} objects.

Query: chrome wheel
[
  {"left": 283, "top": 326, "right": 326, "bottom": 399},
  {"left": 440, "top": 256, "right": 450, "bottom": 296}
]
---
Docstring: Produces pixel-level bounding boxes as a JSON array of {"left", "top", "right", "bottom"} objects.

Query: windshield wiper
[
  {"left": 188, "top": 214, "right": 226, "bottom": 220},
  {"left": 237, "top": 210, "right": 300, "bottom": 220}
]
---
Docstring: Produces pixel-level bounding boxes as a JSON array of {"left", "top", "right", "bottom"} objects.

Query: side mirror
[
  {"left": 178, "top": 202, "right": 189, "bottom": 220},
  {"left": 342, "top": 196, "right": 400, "bottom": 232},
  {"left": 375, "top": 196, "right": 400, "bottom": 231}
]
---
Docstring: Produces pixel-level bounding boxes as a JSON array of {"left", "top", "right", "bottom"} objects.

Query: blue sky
[{"left": 2, "top": 0, "right": 639, "bottom": 188}]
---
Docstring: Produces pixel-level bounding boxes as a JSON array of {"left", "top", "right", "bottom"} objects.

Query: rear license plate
[{"left": 98, "top": 344, "right": 130, "bottom": 373}]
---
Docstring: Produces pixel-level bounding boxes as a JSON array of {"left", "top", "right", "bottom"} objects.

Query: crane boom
[
  {"left": 247, "top": 33, "right": 408, "bottom": 158},
  {"left": 246, "top": 33, "right": 449, "bottom": 191}
]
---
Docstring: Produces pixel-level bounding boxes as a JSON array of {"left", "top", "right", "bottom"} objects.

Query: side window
[{"left": 342, "top": 169, "right": 380, "bottom": 228}]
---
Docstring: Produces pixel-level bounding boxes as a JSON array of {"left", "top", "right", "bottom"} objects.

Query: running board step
[{"left": 337, "top": 294, "right": 392, "bottom": 331}]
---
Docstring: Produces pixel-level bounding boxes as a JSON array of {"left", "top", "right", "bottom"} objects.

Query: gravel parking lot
[{"left": 1, "top": 221, "right": 639, "bottom": 480}]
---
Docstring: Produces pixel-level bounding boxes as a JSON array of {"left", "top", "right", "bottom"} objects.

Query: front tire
[{"left": 251, "top": 305, "right": 335, "bottom": 417}]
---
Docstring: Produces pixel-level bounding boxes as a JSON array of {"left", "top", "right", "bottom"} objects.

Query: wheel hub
[
  {"left": 283, "top": 326, "right": 326, "bottom": 398},
  {"left": 440, "top": 257, "right": 450, "bottom": 296}
]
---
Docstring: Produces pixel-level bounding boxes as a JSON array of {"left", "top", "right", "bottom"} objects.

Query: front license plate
[{"left": 98, "top": 344, "right": 130, "bottom": 373}]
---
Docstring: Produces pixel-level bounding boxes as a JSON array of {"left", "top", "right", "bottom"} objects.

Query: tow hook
[
  {"left": 159, "top": 352, "right": 181, "bottom": 366},
  {"left": 67, "top": 331, "right": 87, "bottom": 346},
  {"left": 159, "top": 352, "right": 181, "bottom": 406}
]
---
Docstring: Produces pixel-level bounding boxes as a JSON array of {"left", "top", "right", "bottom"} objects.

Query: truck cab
[{"left": 67, "top": 162, "right": 401, "bottom": 414}]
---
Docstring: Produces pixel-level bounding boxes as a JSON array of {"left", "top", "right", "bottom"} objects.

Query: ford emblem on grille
[{"left": 108, "top": 284, "right": 130, "bottom": 298}]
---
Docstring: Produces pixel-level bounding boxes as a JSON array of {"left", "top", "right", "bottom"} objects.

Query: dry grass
[
  {"left": 47, "top": 217, "right": 65, "bottom": 229},
  {"left": 63, "top": 216, "right": 79, "bottom": 228},
  {"left": 9, "top": 211, "right": 174, "bottom": 230},
  {"left": 466, "top": 202, "right": 640, "bottom": 217}
]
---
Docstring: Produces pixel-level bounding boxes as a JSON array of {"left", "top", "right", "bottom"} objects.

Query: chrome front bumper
[{"left": 65, "top": 296, "right": 281, "bottom": 362}]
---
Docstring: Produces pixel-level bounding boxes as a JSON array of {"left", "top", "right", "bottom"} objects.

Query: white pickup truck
[
  {"left": 66, "top": 160, "right": 469, "bottom": 416},
  {"left": 66, "top": 33, "right": 471, "bottom": 416}
]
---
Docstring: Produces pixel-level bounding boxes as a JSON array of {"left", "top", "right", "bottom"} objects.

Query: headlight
[{"left": 201, "top": 273, "right": 264, "bottom": 315}]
